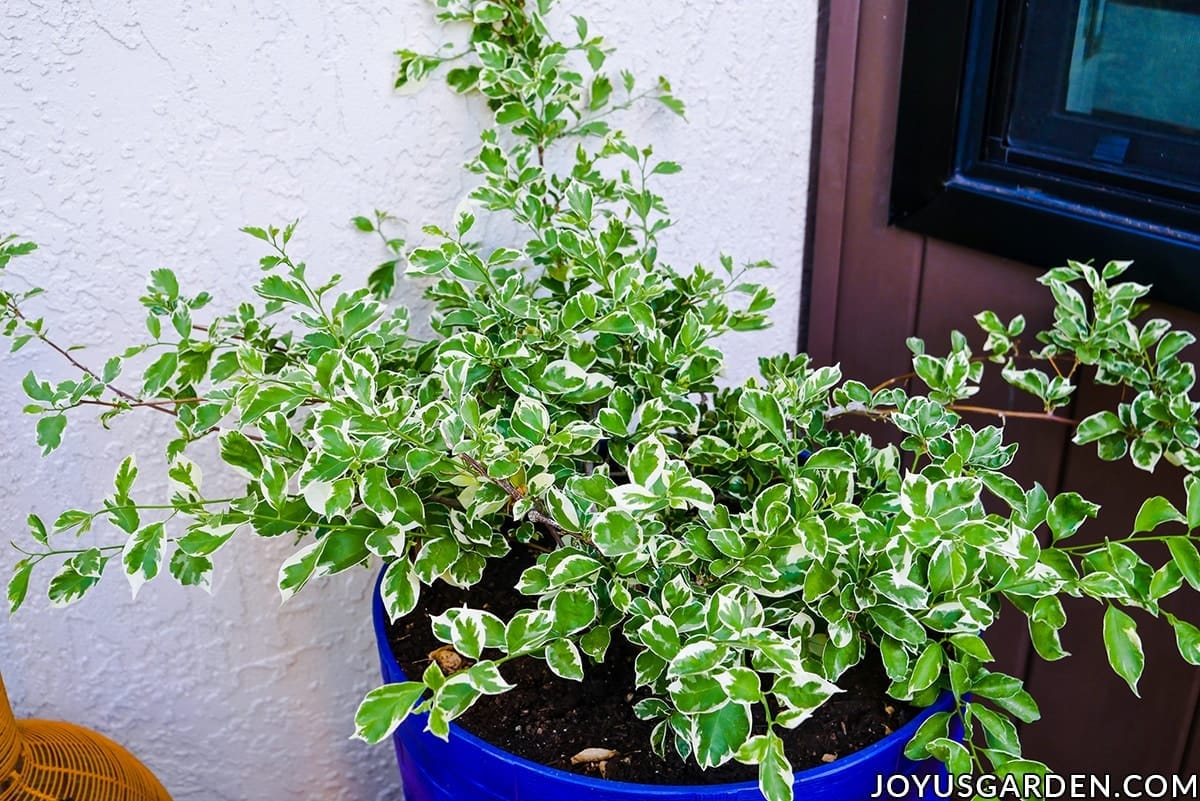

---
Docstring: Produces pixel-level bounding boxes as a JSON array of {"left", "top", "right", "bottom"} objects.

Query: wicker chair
[{"left": 1, "top": 672, "right": 172, "bottom": 801}]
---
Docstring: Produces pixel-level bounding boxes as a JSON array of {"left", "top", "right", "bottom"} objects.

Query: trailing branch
[{"left": 7, "top": 301, "right": 180, "bottom": 417}]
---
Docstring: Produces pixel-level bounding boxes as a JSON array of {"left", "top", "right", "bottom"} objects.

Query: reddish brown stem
[
  {"left": 945, "top": 404, "right": 1078, "bottom": 426},
  {"left": 78, "top": 397, "right": 203, "bottom": 409},
  {"left": 8, "top": 301, "right": 179, "bottom": 417},
  {"left": 832, "top": 403, "right": 1077, "bottom": 427},
  {"left": 458, "top": 453, "right": 567, "bottom": 545}
]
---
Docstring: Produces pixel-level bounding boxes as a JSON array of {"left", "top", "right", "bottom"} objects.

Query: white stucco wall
[{"left": 0, "top": 2, "right": 818, "bottom": 799}]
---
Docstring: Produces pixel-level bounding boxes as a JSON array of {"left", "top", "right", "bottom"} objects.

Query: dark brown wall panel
[
  {"left": 808, "top": 0, "right": 1200, "bottom": 774},
  {"left": 806, "top": 0, "right": 860, "bottom": 367},
  {"left": 810, "top": 0, "right": 925, "bottom": 384}
]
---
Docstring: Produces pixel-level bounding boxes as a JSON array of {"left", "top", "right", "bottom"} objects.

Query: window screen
[
  {"left": 1006, "top": 0, "right": 1200, "bottom": 193},
  {"left": 890, "top": 0, "right": 1200, "bottom": 310}
]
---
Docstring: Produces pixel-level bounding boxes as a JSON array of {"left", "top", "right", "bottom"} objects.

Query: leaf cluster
[{"left": 4, "top": 4, "right": 1200, "bottom": 801}]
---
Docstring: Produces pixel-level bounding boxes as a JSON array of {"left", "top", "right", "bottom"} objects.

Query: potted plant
[{"left": 5, "top": 2, "right": 1200, "bottom": 800}]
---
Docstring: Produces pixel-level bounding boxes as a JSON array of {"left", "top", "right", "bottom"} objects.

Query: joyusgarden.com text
[{"left": 872, "top": 773, "right": 1200, "bottom": 799}]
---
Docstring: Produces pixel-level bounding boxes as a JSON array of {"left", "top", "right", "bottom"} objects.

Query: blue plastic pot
[{"left": 372, "top": 567, "right": 955, "bottom": 801}]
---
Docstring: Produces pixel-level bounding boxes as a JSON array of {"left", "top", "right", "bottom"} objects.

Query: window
[{"left": 891, "top": 0, "right": 1200, "bottom": 308}]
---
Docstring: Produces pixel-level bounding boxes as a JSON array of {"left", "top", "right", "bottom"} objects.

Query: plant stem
[
  {"left": 1056, "top": 532, "right": 1200, "bottom": 553},
  {"left": 457, "top": 453, "right": 568, "bottom": 545},
  {"left": 7, "top": 300, "right": 179, "bottom": 417},
  {"left": 78, "top": 397, "right": 203, "bottom": 410},
  {"left": 825, "top": 402, "right": 1078, "bottom": 426},
  {"left": 944, "top": 404, "right": 1078, "bottom": 426}
]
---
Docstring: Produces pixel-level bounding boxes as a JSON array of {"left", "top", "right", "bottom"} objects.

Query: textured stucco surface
[{"left": 0, "top": 2, "right": 818, "bottom": 799}]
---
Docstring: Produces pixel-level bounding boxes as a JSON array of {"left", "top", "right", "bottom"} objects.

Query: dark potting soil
[{"left": 385, "top": 547, "right": 918, "bottom": 786}]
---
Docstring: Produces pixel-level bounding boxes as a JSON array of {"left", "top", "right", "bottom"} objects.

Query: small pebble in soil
[
  {"left": 429, "top": 644, "right": 467, "bottom": 673},
  {"left": 572, "top": 748, "right": 619, "bottom": 765}
]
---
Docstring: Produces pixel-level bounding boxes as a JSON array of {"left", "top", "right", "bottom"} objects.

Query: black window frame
[{"left": 891, "top": 0, "right": 1200, "bottom": 309}]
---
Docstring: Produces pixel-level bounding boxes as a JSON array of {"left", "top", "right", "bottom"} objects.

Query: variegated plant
[{"left": 6, "top": 3, "right": 1200, "bottom": 801}]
